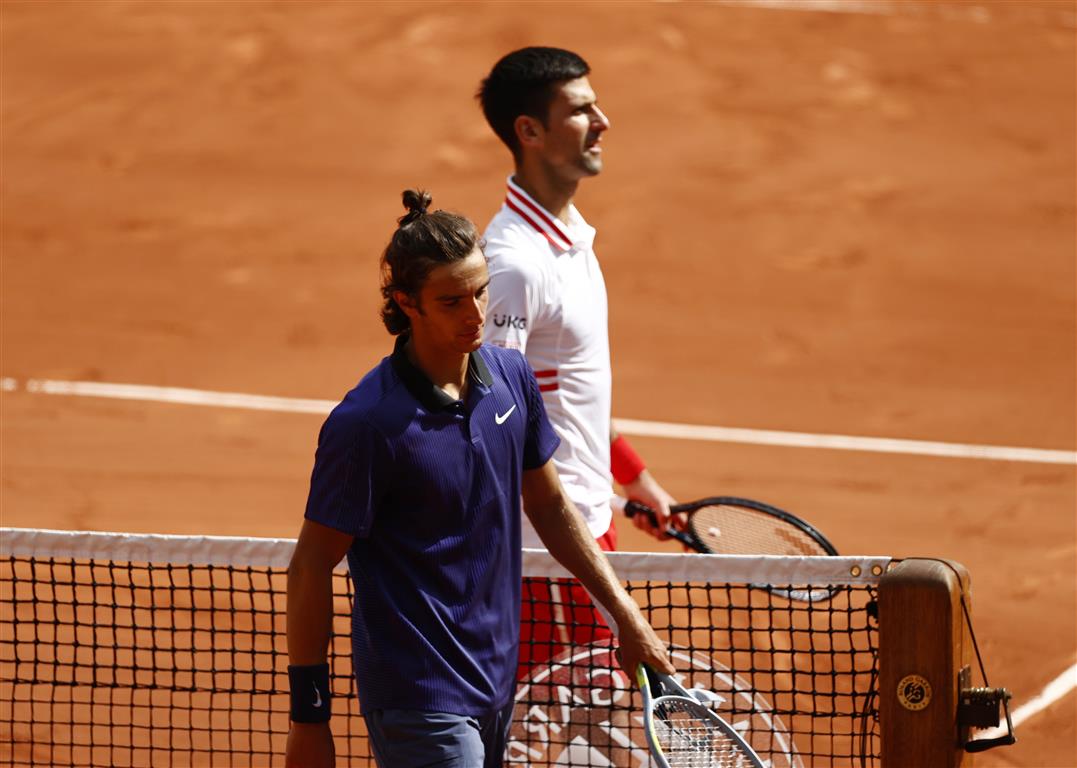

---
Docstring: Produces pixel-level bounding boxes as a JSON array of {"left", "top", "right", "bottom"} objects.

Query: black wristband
[{"left": 289, "top": 663, "right": 331, "bottom": 723}]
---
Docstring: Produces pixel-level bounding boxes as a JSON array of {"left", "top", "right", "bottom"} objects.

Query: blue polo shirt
[{"left": 304, "top": 336, "right": 560, "bottom": 716}]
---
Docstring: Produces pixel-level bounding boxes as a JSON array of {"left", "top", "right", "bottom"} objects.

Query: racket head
[
  {"left": 638, "top": 664, "right": 766, "bottom": 768},
  {"left": 680, "top": 497, "right": 837, "bottom": 557},
  {"left": 623, "top": 495, "right": 841, "bottom": 602},
  {"left": 685, "top": 497, "right": 841, "bottom": 602},
  {"left": 621, "top": 495, "right": 836, "bottom": 556}
]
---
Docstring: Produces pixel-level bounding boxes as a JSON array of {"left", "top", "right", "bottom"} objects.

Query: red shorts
[{"left": 517, "top": 522, "right": 617, "bottom": 679}]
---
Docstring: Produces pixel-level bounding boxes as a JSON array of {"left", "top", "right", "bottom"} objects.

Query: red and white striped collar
[{"left": 503, "top": 177, "right": 575, "bottom": 252}]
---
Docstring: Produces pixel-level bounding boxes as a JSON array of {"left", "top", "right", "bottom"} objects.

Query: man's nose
[
  {"left": 469, "top": 296, "right": 486, "bottom": 324},
  {"left": 592, "top": 105, "right": 611, "bottom": 131}
]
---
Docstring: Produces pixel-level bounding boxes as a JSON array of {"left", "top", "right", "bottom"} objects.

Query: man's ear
[
  {"left": 514, "top": 115, "right": 543, "bottom": 149},
  {"left": 393, "top": 290, "right": 421, "bottom": 320}
]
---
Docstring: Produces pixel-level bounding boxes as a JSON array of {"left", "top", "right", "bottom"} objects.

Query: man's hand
[
  {"left": 285, "top": 722, "right": 335, "bottom": 768},
  {"left": 621, "top": 470, "right": 680, "bottom": 540},
  {"left": 614, "top": 607, "right": 676, "bottom": 679}
]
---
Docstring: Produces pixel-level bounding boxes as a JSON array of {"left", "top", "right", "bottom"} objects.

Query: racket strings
[
  {"left": 654, "top": 699, "right": 758, "bottom": 767},
  {"left": 689, "top": 505, "right": 836, "bottom": 601},
  {"left": 689, "top": 504, "right": 830, "bottom": 556}
]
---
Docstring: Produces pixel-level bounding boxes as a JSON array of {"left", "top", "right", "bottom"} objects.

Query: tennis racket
[
  {"left": 638, "top": 663, "right": 765, "bottom": 768},
  {"left": 621, "top": 496, "right": 839, "bottom": 602}
]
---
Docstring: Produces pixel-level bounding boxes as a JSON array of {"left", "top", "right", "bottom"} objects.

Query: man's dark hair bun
[{"left": 400, "top": 189, "right": 432, "bottom": 225}]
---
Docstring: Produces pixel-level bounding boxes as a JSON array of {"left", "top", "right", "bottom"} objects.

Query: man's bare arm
[
  {"left": 521, "top": 459, "right": 674, "bottom": 677},
  {"left": 285, "top": 519, "right": 354, "bottom": 768}
]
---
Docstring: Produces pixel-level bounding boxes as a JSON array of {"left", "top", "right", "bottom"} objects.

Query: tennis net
[{"left": 1, "top": 528, "right": 891, "bottom": 767}]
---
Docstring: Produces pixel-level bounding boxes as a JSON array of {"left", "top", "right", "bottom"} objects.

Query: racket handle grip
[
  {"left": 622, "top": 498, "right": 657, "bottom": 524},
  {"left": 638, "top": 663, "right": 662, "bottom": 698}
]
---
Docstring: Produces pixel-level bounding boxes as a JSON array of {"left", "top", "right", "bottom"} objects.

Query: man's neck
[
  {"left": 512, "top": 165, "right": 578, "bottom": 224},
  {"left": 405, "top": 334, "right": 470, "bottom": 401}
]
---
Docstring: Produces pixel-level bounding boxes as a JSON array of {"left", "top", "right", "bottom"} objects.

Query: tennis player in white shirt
[{"left": 477, "top": 46, "right": 678, "bottom": 675}]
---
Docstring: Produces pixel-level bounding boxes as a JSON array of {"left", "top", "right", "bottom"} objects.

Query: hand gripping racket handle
[{"left": 620, "top": 498, "right": 706, "bottom": 553}]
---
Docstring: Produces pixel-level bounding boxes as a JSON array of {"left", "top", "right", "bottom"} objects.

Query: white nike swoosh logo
[
  {"left": 312, "top": 682, "right": 323, "bottom": 708},
  {"left": 495, "top": 405, "right": 517, "bottom": 425}
]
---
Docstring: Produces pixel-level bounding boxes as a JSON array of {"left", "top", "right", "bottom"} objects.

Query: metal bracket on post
[{"left": 960, "top": 682, "right": 1016, "bottom": 753}]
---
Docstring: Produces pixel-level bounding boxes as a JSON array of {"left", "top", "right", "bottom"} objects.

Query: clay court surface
[{"left": 1, "top": 1, "right": 1074, "bottom": 765}]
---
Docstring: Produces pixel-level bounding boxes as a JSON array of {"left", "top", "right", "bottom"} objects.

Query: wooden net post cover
[{"left": 878, "top": 558, "right": 973, "bottom": 768}]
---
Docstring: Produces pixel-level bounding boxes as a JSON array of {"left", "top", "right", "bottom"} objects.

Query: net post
[{"left": 878, "top": 558, "right": 973, "bottom": 768}]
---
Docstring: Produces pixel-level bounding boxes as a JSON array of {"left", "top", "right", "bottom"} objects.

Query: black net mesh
[{"left": 1, "top": 540, "right": 881, "bottom": 767}]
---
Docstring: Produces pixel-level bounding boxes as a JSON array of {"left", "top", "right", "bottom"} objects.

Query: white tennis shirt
[{"left": 483, "top": 177, "right": 614, "bottom": 547}]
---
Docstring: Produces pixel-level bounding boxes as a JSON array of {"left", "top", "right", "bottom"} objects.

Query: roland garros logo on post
[{"left": 507, "top": 641, "right": 803, "bottom": 767}]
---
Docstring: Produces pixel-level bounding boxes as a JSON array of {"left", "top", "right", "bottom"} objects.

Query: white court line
[
  {"left": 713, "top": 0, "right": 999, "bottom": 21},
  {"left": 20, "top": 378, "right": 336, "bottom": 415},
  {"left": 6, "top": 377, "right": 1076, "bottom": 465},
  {"left": 714, "top": 0, "right": 898, "bottom": 15},
  {"left": 980, "top": 661, "right": 1077, "bottom": 740},
  {"left": 712, "top": 0, "right": 1076, "bottom": 28},
  {"left": 614, "top": 418, "right": 1076, "bottom": 465}
]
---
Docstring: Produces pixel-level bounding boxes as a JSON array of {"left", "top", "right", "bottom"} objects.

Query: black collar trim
[{"left": 390, "top": 334, "right": 493, "bottom": 411}]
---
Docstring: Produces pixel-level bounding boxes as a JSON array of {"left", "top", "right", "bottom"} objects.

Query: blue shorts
[{"left": 363, "top": 701, "right": 516, "bottom": 768}]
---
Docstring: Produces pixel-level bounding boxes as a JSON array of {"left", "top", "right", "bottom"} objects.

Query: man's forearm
[
  {"left": 524, "top": 461, "right": 674, "bottom": 676},
  {"left": 284, "top": 520, "right": 351, "bottom": 766},
  {"left": 286, "top": 555, "right": 336, "bottom": 665},
  {"left": 523, "top": 464, "right": 640, "bottom": 629}
]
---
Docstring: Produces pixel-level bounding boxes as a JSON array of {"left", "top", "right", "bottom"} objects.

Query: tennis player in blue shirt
[{"left": 285, "top": 189, "right": 673, "bottom": 768}]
